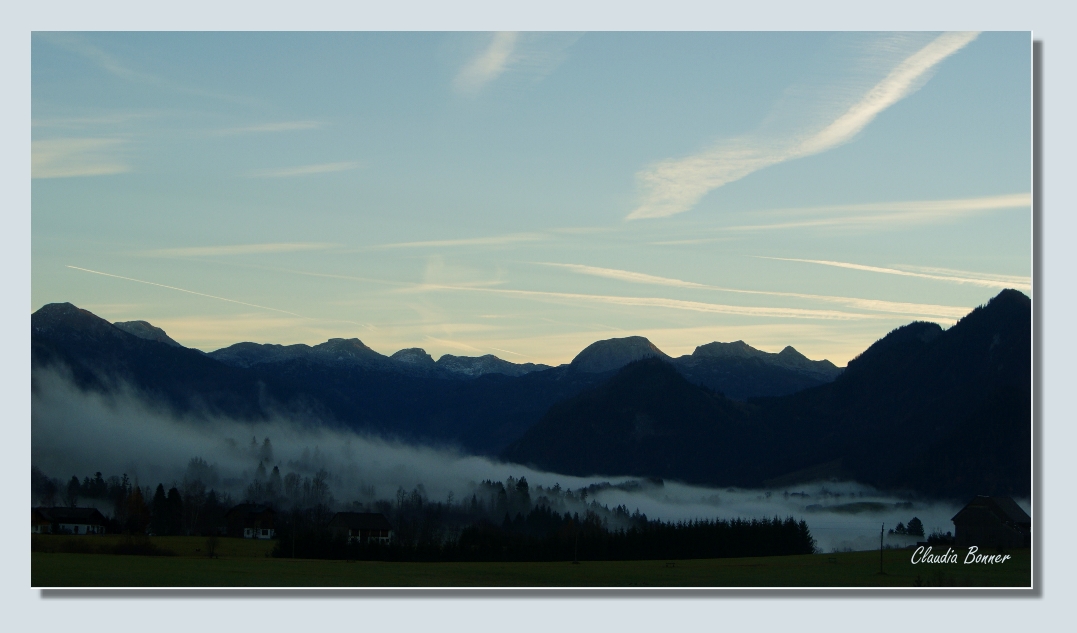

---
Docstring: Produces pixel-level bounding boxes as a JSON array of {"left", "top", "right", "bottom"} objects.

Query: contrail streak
[
  {"left": 755, "top": 257, "right": 1031, "bottom": 290},
  {"left": 66, "top": 265, "right": 305, "bottom": 317},
  {"left": 538, "top": 262, "right": 971, "bottom": 319},
  {"left": 414, "top": 284, "right": 877, "bottom": 320}
]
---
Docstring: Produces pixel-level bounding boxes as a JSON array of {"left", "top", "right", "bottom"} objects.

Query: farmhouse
[
  {"left": 225, "top": 504, "right": 276, "bottom": 539},
  {"left": 328, "top": 512, "right": 394, "bottom": 544},
  {"left": 32, "top": 507, "right": 107, "bottom": 535},
  {"left": 952, "top": 496, "right": 1031, "bottom": 549},
  {"left": 32, "top": 509, "right": 51, "bottom": 534}
]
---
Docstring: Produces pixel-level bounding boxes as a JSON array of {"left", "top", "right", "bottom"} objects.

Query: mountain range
[
  {"left": 30, "top": 289, "right": 1031, "bottom": 499},
  {"left": 503, "top": 289, "right": 1031, "bottom": 499},
  {"left": 31, "top": 303, "right": 839, "bottom": 453}
]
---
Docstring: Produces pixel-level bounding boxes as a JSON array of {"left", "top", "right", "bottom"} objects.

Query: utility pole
[{"left": 878, "top": 523, "right": 885, "bottom": 575}]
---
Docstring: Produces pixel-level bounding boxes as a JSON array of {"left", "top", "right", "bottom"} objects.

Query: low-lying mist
[{"left": 31, "top": 367, "right": 1023, "bottom": 552}]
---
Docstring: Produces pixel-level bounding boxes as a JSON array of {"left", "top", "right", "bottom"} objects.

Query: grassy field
[{"left": 31, "top": 536, "right": 1031, "bottom": 588}]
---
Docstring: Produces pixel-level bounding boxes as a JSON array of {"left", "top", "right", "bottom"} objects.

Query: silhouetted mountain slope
[
  {"left": 570, "top": 336, "right": 671, "bottom": 373},
  {"left": 501, "top": 358, "right": 755, "bottom": 483},
  {"left": 113, "top": 320, "right": 183, "bottom": 348},
  {"left": 687, "top": 340, "right": 841, "bottom": 381},
  {"left": 435, "top": 354, "right": 550, "bottom": 377},
  {"left": 33, "top": 292, "right": 1029, "bottom": 499},
  {"left": 210, "top": 340, "right": 548, "bottom": 379},
  {"left": 753, "top": 289, "right": 1031, "bottom": 498},
  {"left": 242, "top": 360, "right": 605, "bottom": 452},
  {"left": 570, "top": 335, "right": 840, "bottom": 400},
  {"left": 502, "top": 290, "right": 1031, "bottom": 499},
  {"left": 208, "top": 338, "right": 394, "bottom": 371},
  {"left": 32, "top": 304, "right": 273, "bottom": 420},
  {"left": 31, "top": 303, "right": 602, "bottom": 453},
  {"left": 672, "top": 341, "right": 840, "bottom": 400}
]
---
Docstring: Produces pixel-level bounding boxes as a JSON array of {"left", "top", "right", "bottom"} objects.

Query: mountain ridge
[{"left": 501, "top": 289, "right": 1031, "bottom": 500}]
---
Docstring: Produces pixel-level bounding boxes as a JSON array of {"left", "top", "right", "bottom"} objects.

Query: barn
[
  {"left": 328, "top": 512, "right": 394, "bottom": 544},
  {"left": 951, "top": 496, "right": 1031, "bottom": 549},
  {"left": 33, "top": 507, "right": 107, "bottom": 535}
]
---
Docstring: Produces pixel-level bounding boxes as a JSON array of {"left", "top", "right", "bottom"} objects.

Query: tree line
[
  {"left": 32, "top": 461, "right": 233, "bottom": 536},
  {"left": 33, "top": 453, "right": 817, "bottom": 562},
  {"left": 271, "top": 502, "right": 816, "bottom": 562}
]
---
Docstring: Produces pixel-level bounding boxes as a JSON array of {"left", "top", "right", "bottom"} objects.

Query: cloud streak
[
  {"left": 539, "top": 262, "right": 971, "bottom": 320},
  {"left": 32, "top": 138, "right": 129, "bottom": 179},
  {"left": 141, "top": 243, "right": 337, "bottom": 257},
  {"left": 215, "top": 120, "right": 324, "bottom": 135},
  {"left": 453, "top": 32, "right": 519, "bottom": 94},
  {"left": 628, "top": 32, "right": 980, "bottom": 220},
  {"left": 247, "top": 161, "right": 361, "bottom": 178},
  {"left": 451, "top": 32, "right": 580, "bottom": 96},
  {"left": 377, "top": 232, "right": 546, "bottom": 249},
  {"left": 722, "top": 193, "right": 1030, "bottom": 233},
  {"left": 39, "top": 33, "right": 254, "bottom": 105},
  {"left": 414, "top": 284, "right": 877, "bottom": 321},
  {"left": 757, "top": 257, "right": 1031, "bottom": 290}
]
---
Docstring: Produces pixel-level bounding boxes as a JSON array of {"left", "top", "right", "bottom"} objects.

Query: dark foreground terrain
[{"left": 31, "top": 536, "right": 1030, "bottom": 588}]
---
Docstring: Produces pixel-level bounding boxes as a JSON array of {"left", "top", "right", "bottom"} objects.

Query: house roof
[
  {"left": 225, "top": 503, "right": 275, "bottom": 518},
  {"left": 952, "top": 496, "right": 1031, "bottom": 525},
  {"left": 329, "top": 512, "right": 393, "bottom": 531},
  {"left": 35, "top": 507, "right": 106, "bottom": 524}
]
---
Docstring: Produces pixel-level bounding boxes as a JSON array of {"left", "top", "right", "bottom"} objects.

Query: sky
[{"left": 30, "top": 32, "right": 1032, "bottom": 366}]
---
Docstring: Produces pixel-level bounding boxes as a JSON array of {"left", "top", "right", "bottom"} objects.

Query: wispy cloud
[
  {"left": 414, "top": 284, "right": 877, "bottom": 321},
  {"left": 141, "top": 243, "right": 337, "bottom": 257},
  {"left": 215, "top": 121, "right": 325, "bottom": 135},
  {"left": 66, "top": 266, "right": 304, "bottom": 317},
  {"left": 757, "top": 257, "right": 1031, "bottom": 290},
  {"left": 32, "top": 138, "right": 129, "bottom": 179},
  {"left": 723, "top": 193, "right": 1030, "bottom": 232},
  {"left": 628, "top": 32, "right": 979, "bottom": 220},
  {"left": 540, "top": 262, "right": 970, "bottom": 320},
  {"left": 452, "top": 32, "right": 580, "bottom": 95},
  {"left": 247, "top": 161, "right": 361, "bottom": 178},
  {"left": 377, "top": 232, "right": 546, "bottom": 249},
  {"left": 454, "top": 32, "right": 519, "bottom": 94},
  {"left": 32, "top": 111, "right": 161, "bottom": 129},
  {"left": 892, "top": 265, "right": 1032, "bottom": 287},
  {"left": 539, "top": 263, "right": 707, "bottom": 289},
  {"left": 39, "top": 33, "right": 253, "bottom": 105}
]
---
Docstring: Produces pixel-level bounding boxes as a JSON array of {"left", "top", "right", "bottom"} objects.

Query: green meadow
[{"left": 31, "top": 536, "right": 1030, "bottom": 588}]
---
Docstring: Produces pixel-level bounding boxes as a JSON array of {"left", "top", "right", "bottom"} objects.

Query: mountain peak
[
  {"left": 990, "top": 288, "right": 1031, "bottom": 306},
  {"left": 688, "top": 340, "right": 840, "bottom": 381},
  {"left": 310, "top": 338, "right": 388, "bottom": 366},
  {"left": 692, "top": 340, "right": 763, "bottom": 359},
  {"left": 570, "top": 336, "right": 671, "bottom": 373},
  {"left": 436, "top": 354, "right": 550, "bottom": 378},
  {"left": 113, "top": 320, "right": 183, "bottom": 348},
  {"left": 777, "top": 346, "right": 804, "bottom": 359},
  {"left": 32, "top": 302, "right": 126, "bottom": 342},
  {"left": 391, "top": 348, "right": 436, "bottom": 367}
]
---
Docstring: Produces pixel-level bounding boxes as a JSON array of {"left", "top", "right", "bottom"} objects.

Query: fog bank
[{"left": 32, "top": 367, "right": 1022, "bottom": 552}]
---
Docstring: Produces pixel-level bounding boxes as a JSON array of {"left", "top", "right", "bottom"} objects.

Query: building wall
[{"left": 954, "top": 516, "right": 1028, "bottom": 549}]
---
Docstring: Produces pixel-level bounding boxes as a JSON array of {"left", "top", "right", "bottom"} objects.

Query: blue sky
[{"left": 31, "top": 32, "right": 1031, "bottom": 365}]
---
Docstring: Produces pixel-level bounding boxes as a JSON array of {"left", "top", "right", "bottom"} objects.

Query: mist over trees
[{"left": 32, "top": 448, "right": 817, "bottom": 561}]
